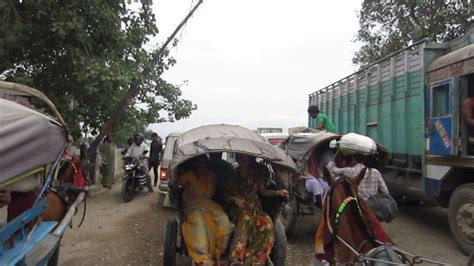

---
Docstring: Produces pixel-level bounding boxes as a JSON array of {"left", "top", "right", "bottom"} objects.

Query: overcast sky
[{"left": 150, "top": 0, "right": 362, "bottom": 138}]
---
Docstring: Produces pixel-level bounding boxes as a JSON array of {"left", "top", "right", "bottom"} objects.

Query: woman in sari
[
  {"left": 227, "top": 154, "right": 289, "bottom": 266},
  {"left": 177, "top": 155, "right": 232, "bottom": 266}
]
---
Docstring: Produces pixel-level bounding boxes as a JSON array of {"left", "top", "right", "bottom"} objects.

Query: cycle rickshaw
[
  {"left": 278, "top": 129, "right": 389, "bottom": 236},
  {"left": 0, "top": 81, "right": 87, "bottom": 265},
  {"left": 162, "top": 124, "right": 297, "bottom": 266}
]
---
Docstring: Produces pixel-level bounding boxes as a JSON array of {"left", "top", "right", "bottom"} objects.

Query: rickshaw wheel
[
  {"left": 270, "top": 218, "right": 287, "bottom": 266},
  {"left": 163, "top": 218, "right": 178, "bottom": 266},
  {"left": 121, "top": 179, "right": 135, "bottom": 202}
]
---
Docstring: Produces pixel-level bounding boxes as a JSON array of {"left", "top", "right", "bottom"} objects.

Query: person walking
[
  {"left": 101, "top": 135, "right": 116, "bottom": 189},
  {"left": 149, "top": 133, "right": 163, "bottom": 186},
  {"left": 308, "top": 105, "right": 336, "bottom": 133}
]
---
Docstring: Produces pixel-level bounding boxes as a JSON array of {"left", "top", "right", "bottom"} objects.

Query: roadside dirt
[
  {"left": 60, "top": 181, "right": 469, "bottom": 265},
  {"left": 60, "top": 183, "right": 168, "bottom": 265}
]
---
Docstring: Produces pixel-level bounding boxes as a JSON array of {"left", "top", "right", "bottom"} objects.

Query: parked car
[
  {"left": 158, "top": 132, "right": 181, "bottom": 206},
  {"left": 260, "top": 132, "right": 289, "bottom": 146},
  {"left": 256, "top": 127, "right": 283, "bottom": 134}
]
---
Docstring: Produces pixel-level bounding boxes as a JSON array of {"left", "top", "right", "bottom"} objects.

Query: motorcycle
[{"left": 122, "top": 152, "right": 149, "bottom": 202}]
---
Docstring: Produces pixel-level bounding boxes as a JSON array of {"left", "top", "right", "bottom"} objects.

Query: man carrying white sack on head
[{"left": 326, "top": 133, "right": 397, "bottom": 223}]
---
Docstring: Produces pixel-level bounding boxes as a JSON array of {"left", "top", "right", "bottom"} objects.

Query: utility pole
[{"left": 86, "top": 0, "right": 203, "bottom": 184}]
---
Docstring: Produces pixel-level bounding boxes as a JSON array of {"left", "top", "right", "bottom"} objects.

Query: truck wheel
[
  {"left": 270, "top": 217, "right": 287, "bottom": 266},
  {"left": 163, "top": 218, "right": 178, "bottom": 266},
  {"left": 280, "top": 197, "right": 297, "bottom": 237},
  {"left": 121, "top": 179, "right": 134, "bottom": 202},
  {"left": 448, "top": 183, "right": 474, "bottom": 255}
]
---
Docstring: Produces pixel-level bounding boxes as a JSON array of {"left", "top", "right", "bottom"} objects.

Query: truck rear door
[{"left": 428, "top": 79, "right": 459, "bottom": 155}]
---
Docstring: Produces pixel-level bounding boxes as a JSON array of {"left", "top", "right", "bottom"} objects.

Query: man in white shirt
[{"left": 125, "top": 133, "right": 154, "bottom": 192}]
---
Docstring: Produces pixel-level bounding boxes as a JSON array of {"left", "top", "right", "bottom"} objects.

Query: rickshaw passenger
[
  {"left": 208, "top": 152, "right": 237, "bottom": 207},
  {"left": 226, "top": 154, "right": 289, "bottom": 266},
  {"left": 0, "top": 188, "right": 11, "bottom": 208},
  {"left": 177, "top": 155, "right": 232, "bottom": 266},
  {"left": 302, "top": 174, "right": 328, "bottom": 208}
]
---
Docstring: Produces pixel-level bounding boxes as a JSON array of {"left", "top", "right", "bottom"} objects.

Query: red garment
[
  {"left": 308, "top": 157, "right": 320, "bottom": 177},
  {"left": 74, "top": 161, "right": 87, "bottom": 188},
  {"left": 7, "top": 191, "right": 37, "bottom": 221}
]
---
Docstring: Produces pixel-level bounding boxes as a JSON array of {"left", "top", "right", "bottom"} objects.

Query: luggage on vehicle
[{"left": 329, "top": 133, "right": 377, "bottom": 156}]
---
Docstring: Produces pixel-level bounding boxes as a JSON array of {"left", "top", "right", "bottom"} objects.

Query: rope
[
  {"left": 373, "top": 240, "right": 448, "bottom": 265},
  {"left": 77, "top": 194, "right": 87, "bottom": 228},
  {"left": 336, "top": 234, "right": 449, "bottom": 265},
  {"left": 325, "top": 174, "right": 448, "bottom": 265}
]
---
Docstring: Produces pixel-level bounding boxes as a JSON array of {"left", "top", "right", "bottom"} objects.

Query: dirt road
[{"left": 60, "top": 182, "right": 469, "bottom": 265}]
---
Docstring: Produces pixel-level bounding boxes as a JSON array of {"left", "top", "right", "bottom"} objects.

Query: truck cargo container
[{"left": 309, "top": 26, "right": 474, "bottom": 254}]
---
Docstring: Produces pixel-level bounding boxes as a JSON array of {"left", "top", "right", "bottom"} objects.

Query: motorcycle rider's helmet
[{"left": 134, "top": 133, "right": 145, "bottom": 145}]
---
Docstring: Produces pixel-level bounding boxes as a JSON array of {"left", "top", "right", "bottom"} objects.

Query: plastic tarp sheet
[
  {"left": 0, "top": 99, "right": 67, "bottom": 181},
  {"left": 171, "top": 124, "right": 297, "bottom": 171},
  {"left": 282, "top": 132, "right": 339, "bottom": 161}
]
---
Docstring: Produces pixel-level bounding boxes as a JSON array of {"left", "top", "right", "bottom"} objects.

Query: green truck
[{"left": 309, "top": 26, "right": 474, "bottom": 254}]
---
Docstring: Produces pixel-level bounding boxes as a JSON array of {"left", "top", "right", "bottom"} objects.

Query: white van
[
  {"left": 158, "top": 132, "right": 181, "bottom": 206},
  {"left": 260, "top": 132, "right": 289, "bottom": 146}
]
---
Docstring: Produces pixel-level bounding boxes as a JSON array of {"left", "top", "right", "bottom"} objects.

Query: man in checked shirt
[
  {"left": 326, "top": 151, "right": 389, "bottom": 200},
  {"left": 325, "top": 151, "right": 399, "bottom": 222}
]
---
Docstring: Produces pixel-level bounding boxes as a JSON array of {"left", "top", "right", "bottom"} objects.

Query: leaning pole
[{"left": 86, "top": 0, "right": 204, "bottom": 184}]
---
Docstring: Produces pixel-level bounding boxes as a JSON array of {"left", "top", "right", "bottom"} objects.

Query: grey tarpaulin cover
[
  {"left": 281, "top": 132, "right": 339, "bottom": 162},
  {"left": 0, "top": 98, "right": 67, "bottom": 181},
  {"left": 171, "top": 124, "right": 297, "bottom": 171}
]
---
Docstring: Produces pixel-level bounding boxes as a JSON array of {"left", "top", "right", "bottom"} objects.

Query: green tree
[
  {"left": 354, "top": 0, "right": 474, "bottom": 67},
  {"left": 0, "top": 0, "right": 196, "bottom": 142}
]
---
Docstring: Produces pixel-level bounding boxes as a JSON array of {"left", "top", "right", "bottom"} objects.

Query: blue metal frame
[{"left": 0, "top": 145, "right": 65, "bottom": 265}]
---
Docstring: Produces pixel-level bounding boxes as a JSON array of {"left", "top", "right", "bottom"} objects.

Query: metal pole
[
  {"left": 52, "top": 190, "right": 87, "bottom": 236},
  {"left": 86, "top": 0, "right": 204, "bottom": 182}
]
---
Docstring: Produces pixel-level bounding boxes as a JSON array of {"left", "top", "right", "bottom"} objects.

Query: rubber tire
[
  {"left": 121, "top": 179, "right": 135, "bottom": 202},
  {"left": 280, "top": 197, "right": 297, "bottom": 238},
  {"left": 163, "top": 218, "right": 178, "bottom": 266},
  {"left": 47, "top": 241, "right": 60, "bottom": 266},
  {"left": 270, "top": 217, "right": 287, "bottom": 266},
  {"left": 448, "top": 183, "right": 474, "bottom": 255}
]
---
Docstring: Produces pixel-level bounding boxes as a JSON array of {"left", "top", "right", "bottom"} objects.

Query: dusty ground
[{"left": 60, "top": 180, "right": 469, "bottom": 266}]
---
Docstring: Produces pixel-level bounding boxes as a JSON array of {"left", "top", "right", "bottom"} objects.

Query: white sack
[{"left": 329, "top": 133, "right": 377, "bottom": 155}]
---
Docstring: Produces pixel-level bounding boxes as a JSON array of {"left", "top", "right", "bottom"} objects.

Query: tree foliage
[
  {"left": 0, "top": 0, "right": 196, "bottom": 142},
  {"left": 354, "top": 0, "right": 474, "bottom": 67}
]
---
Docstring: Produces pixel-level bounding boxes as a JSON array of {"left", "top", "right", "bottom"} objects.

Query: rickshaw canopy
[
  {"left": 281, "top": 131, "right": 339, "bottom": 162},
  {"left": 0, "top": 82, "right": 68, "bottom": 182},
  {"left": 170, "top": 124, "right": 297, "bottom": 172},
  {"left": 281, "top": 130, "right": 389, "bottom": 169}
]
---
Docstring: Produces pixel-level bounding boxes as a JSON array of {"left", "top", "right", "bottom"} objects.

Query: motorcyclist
[{"left": 124, "top": 133, "right": 154, "bottom": 192}]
